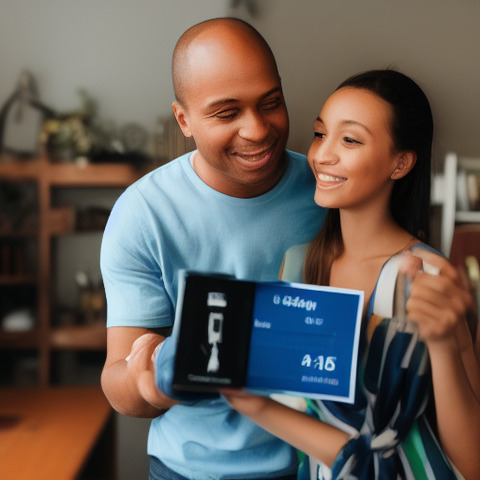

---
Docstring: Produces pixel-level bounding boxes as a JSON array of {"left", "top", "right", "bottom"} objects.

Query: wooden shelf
[
  {"left": 0, "top": 158, "right": 41, "bottom": 181},
  {"left": 50, "top": 324, "right": 107, "bottom": 350},
  {"left": 47, "top": 162, "right": 148, "bottom": 187},
  {"left": 0, "top": 329, "right": 39, "bottom": 349},
  {"left": 0, "top": 157, "right": 147, "bottom": 187},
  {"left": 0, "top": 275, "right": 37, "bottom": 285},
  {"left": 0, "top": 155, "right": 149, "bottom": 385},
  {"left": 0, "top": 229, "right": 38, "bottom": 238}
]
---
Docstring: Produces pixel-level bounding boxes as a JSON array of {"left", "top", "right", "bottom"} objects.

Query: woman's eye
[
  {"left": 344, "top": 137, "right": 361, "bottom": 145},
  {"left": 314, "top": 131, "right": 325, "bottom": 139}
]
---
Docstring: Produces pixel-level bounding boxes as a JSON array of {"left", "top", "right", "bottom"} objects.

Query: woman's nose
[{"left": 308, "top": 139, "right": 339, "bottom": 165}]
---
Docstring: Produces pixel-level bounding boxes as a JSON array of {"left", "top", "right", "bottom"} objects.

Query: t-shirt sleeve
[{"left": 100, "top": 189, "right": 173, "bottom": 328}]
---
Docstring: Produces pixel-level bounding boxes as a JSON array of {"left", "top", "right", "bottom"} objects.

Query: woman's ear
[
  {"left": 172, "top": 101, "right": 193, "bottom": 137},
  {"left": 391, "top": 151, "right": 417, "bottom": 180}
]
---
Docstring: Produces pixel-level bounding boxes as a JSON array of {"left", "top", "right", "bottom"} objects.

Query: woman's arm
[
  {"left": 405, "top": 249, "right": 480, "bottom": 480},
  {"left": 222, "top": 391, "right": 350, "bottom": 468}
]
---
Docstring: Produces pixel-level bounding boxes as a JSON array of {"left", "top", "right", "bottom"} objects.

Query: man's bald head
[{"left": 172, "top": 18, "right": 280, "bottom": 106}]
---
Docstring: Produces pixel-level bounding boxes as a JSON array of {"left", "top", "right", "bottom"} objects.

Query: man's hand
[
  {"left": 126, "top": 333, "right": 175, "bottom": 412},
  {"left": 102, "top": 327, "right": 176, "bottom": 417},
  {"left": 154, "top": 335, "right": 219, "bottom": 403}
]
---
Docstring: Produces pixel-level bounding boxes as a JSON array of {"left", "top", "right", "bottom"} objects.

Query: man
[{"left": 100, "top": 17, "right": 325, "bottom": 480}]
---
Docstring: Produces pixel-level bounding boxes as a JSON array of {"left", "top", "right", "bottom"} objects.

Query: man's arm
[{"left": 101, "top": 326, "right": 177, "bottom": 418}]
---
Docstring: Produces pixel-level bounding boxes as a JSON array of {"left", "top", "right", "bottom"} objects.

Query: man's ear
[
  {"left": 391, "top": 151, "right": 417, "bottom": 180},
  {"left": 172, "top": 101, "right": 193, "bottom": 137}
]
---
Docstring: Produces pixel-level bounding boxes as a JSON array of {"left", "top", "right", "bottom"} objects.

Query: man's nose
[{"left": 238, "top": 110, "right": 270, "bottom": 142}]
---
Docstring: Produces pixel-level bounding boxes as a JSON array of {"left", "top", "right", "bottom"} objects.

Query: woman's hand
[
  {"left": 401, "top": 248, "right": 480, "bottom": 479},
  {"left": 221, "top": 389, "right": 271, "bottom": 416},
  {"left": 401, "top": 248, "right": 473, "bottom": 346}
]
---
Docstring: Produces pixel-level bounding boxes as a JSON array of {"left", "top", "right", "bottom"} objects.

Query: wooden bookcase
[{"left": 0, "top": 155, "right": 148, "bottom": 386}]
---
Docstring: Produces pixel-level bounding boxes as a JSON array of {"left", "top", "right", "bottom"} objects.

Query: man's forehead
[
  {"left": 173, "top": 20, "right": 279, "bottom": 106},
  {"left": 203, "top": 87, "right": 283, "bottom": 109}
]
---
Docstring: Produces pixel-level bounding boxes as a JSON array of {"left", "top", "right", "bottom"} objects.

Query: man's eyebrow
[{"left": 205, "top": 86, "right": 283, "bottom": 110}]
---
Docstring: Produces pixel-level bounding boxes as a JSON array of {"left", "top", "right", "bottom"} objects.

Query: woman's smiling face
[{"left": 307, "top": 86, "right": 405, "bottom": 212}]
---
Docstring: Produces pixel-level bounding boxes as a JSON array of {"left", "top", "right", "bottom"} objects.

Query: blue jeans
[{"left": 148, "top": 456, "right": 297, "bottom": 480}]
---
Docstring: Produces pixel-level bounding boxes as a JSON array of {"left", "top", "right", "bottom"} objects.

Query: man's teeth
[
  {"left": 240, "top": 152, "right": 265, "bottom": 161},
  {"left": 318, "top": 173, "right": 346, "bottom": 182}
]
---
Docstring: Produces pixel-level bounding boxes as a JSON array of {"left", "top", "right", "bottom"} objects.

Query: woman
[{"left": 223, "top": 70, "right": 480, "bottom": 479}]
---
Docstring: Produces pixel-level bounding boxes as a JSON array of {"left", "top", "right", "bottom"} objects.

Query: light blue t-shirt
[{"left": 100, "top": 150, "right": 326, "bottom": 479}]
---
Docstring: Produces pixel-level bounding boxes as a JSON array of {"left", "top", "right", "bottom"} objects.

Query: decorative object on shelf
[
  {"left": 40, "top": 89, "right": 97, "bottom": 163},
  {"left": 1, "top": 71, "right": 153, "bottom": 167},
  {"left": 76, "top": 270, "right": 106, "bottom": 325},
  {"left": 457, "top": 167, "right": 480, "bottom": 211},
  {"left": 431, "top": 152, "right": 480, "bottom": 255},
  {"left": 0, "top": 71, "right": 54, "bottom": 158},
  {"left": 41, "top": 90, "right": 151, "bottom": 167},
  {"left": 120, "top": 122, "right": 148, "bottom": 153},
  {"left": 88, "top": 119, "right": 151, "bottom": 167},
  {"left": 1, "top": 308, "right": 35, "bottom": 332}
]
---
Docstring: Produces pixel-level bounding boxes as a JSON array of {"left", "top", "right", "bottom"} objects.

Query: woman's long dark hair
[{"left": 304, "top": 69, "right": 434, "bottom": 286}]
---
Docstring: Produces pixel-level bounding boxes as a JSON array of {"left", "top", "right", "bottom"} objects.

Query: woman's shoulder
[
  {"left": 370, "top": 241, "right": 443, "bottom": 319},
  {"left": 281, "top": 243, "right": 310, "bottom": 283},
  {"left": 410, "top": 241, "right": 443, "bottom": 257}
]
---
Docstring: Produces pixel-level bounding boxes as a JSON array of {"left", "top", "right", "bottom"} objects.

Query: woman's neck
[
  {"left": 338, "top": 208, "right": 415, "bottom": 261},
  {"left": 330, "top": 208, "right": 417, "bottom": 309}
]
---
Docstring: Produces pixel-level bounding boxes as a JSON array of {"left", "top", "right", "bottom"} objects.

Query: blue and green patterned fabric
[{"left": 283, "top": 244, "right": 462, "bottom": 480}]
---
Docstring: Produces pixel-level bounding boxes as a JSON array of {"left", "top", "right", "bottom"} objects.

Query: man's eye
[
  {"left": 314, "top": 132, "right": 325, "bottom": 139},
  {"left": 344, "top": 137, "right": 361, "bottom": 144},
  {"left": 262, "top": 98, "right": 283, "bottom": 110},
  {"left": 216, "top": 110, "right": 237, "bottom": 119}
]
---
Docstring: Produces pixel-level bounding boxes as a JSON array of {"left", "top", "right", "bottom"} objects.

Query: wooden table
[{"left": 0, "top": 386, "right": 115, "bottom": 480}]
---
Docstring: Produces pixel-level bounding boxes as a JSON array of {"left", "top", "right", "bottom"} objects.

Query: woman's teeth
[{"left": 318, "top": 173, "right": 346, "bottom": 182}]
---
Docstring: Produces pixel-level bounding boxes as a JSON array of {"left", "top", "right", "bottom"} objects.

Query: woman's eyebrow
[
  {"left": 341, "top": 119, "right": 372, "bottom": 134},
  {"left": 315, "top": 116, "right": 372, "bottom": 134}
]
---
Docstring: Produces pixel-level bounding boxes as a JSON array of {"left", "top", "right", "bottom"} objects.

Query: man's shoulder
[
  {"left": 285, "top": 150, "right": 311, "bottom": 175},
  {"left": 283, "top": 150, "right": 316, "bottom": 190},
  {"left": 144, "top": 152, "right": 191, "bottom": 180},
  {"left": 127, "top": 153, "right": 192, "bottom": 192},
  {"left": 285, "top": 149, "right": 307, "bottom": 163}
]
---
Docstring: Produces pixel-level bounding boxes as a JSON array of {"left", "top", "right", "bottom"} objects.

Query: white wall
[
  {"left": 0, "top": 0, "right": 479, "bottom": 161},
  {"left": 252, "top": 0, "right": 480, "bottom": 162},
  {"left": 0, "top": 0, "right": 227, "bottom": 147}
]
